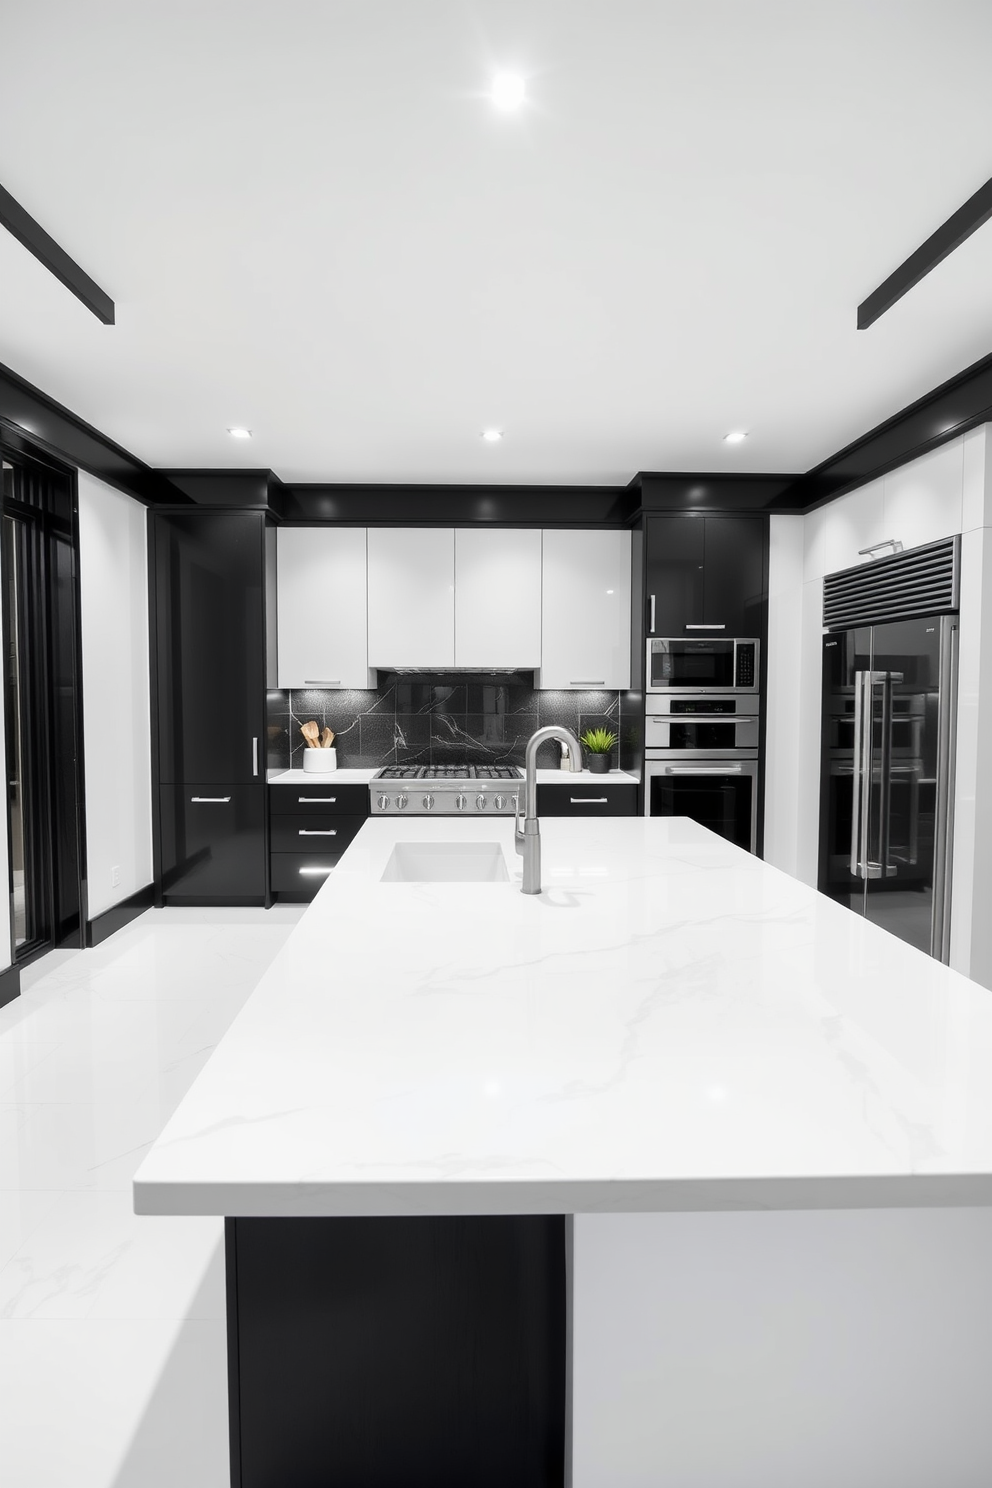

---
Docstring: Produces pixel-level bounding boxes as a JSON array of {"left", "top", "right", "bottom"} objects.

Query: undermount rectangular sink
[{"left": 381, "top": 841, "right": 510, "bottom": 883}]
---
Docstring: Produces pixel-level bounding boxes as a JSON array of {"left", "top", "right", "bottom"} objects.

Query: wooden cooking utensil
[
  {"left": 300, "top": 721, "right": 321, "bottom": 749},
  {"left": 320, "top": 727, "right": 335, "bottom": 748}
]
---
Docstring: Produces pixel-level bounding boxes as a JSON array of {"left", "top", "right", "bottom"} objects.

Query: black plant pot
[{"left": 586, "top": 752, "right": 611, "bottom": 774}]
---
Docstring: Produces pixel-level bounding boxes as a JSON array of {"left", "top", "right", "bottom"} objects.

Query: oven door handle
[{"left": 662, "top": 765, "right": 743, "bottom": 774}]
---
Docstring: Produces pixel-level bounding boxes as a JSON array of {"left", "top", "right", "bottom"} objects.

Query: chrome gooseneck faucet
[{"left": 515, "top": 725, "right": 583, "bottom": 895}]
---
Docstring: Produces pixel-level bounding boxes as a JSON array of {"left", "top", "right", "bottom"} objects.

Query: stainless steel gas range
[{"left": 371, "top": 764, "right": 522, "bottom": 815}]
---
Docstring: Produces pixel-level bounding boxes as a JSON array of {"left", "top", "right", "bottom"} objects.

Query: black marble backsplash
[{"left": 266, "top": 679, "right": 641, "bottom": 773}]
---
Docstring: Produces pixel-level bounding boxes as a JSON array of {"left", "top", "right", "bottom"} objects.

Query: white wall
[
  {"left": 765, "top": 427, "right": 992, "bottom": 984},
  {"left": 77, "top": 472, "right": 153, "bottom": 919}
]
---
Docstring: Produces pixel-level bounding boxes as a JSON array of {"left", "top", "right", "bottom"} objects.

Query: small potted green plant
[{"left": 579, "top": 727, "right": 618, "bottom": 774}]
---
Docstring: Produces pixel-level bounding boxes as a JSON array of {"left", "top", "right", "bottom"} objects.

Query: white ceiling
[{"left": 3, "top": 1, "right": 992, "bottom": 486}]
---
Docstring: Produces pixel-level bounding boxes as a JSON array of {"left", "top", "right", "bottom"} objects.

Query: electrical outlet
[{"left": 111, "top": 865, "right": 121, "bottom": 888}]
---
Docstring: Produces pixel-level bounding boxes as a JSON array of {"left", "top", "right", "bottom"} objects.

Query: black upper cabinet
[
  {"left": 645, "top": 515, "right": 766, "bottom": 637},
  {"left": 153, "top": 512, "right": 266, "bottom": 785}
]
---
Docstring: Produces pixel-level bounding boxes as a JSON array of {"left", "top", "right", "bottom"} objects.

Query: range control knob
[
  {"left": 476, "top": 794, "right": 488, "bottom": 810},
  {"left": 493, "top": 794, "right": 506, "bottom": 810},
  {"left": 423, "top": 794, "right": 435, "bottom": 811},
  {"left": 455, "top": 794, "right": 468, "bottom": 810},
  {"left": 396, "top": 794, "right": 409, "bottom": 810},
  {"left": 376, "top": 794, "right": 390, "bottom": 810}
]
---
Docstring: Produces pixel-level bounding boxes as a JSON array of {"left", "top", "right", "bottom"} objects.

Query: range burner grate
[{"left": 377, "top": 764, "right": 521, "bottom": 782}]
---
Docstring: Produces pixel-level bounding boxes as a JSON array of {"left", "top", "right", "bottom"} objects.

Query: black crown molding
[
  {"left": 272, "top": 482, "right": 635, "bottom": 527},
  {"left": 5, "top": 347, "right": 992, "bottom": 521},
  {"left": 772, "top": 349, "right": 992, "bottom": 511},
  {"left": 0, "top": 361, "right": 185, "bottom": 506}
]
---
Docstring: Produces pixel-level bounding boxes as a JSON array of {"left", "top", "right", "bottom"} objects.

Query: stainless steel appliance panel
[{"left": 819, "top": 615, "right": 957, "bottom": 960}]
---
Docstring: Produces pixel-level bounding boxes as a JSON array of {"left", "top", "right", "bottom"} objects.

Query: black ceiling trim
[
  {"left": 858, "top": 176, "right": 992, "bottom": 330},
  {"left": 162, "top": 469, "right": 277, "bottom": 508},
  {"left": 632, "top": 473, "right": 799, "bottom": 513},
  {"left": 771, "top": 348, "right": 992, "bottom": 511},
  {"left": 0, "top": 184, "right": 115, "bottom": 325},
  {"left": 0, "top": 361, "right": 185, "bottom": 506},
  {"left": 273, "top": 483, "right": 635, "bottom": 527}
]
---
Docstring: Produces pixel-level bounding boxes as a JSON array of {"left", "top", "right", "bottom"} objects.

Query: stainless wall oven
[
  {"left": 644, "top": 757, "right": 759, "bottom": 854},
  {"left": 645, "top": 695, "right": 759, "bottom": 756},
  {"left": 644, "top": 693, "right": 760, "bottom": 852},
  {"left": 646, "top": 637, "right": 759, "bottom": 694}
]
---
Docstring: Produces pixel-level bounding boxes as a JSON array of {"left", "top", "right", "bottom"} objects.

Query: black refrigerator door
[
  {"left": 153, "top": 512, "right": 265, "bottom": 786},
  {"left": 819, "top": 627, "right": 872, "bottom": 917},
  {"left": 862, "top": 616, "right": 949, "bottom": 956}
]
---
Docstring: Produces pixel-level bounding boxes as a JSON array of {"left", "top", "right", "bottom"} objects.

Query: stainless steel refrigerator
[{"left": 818, "top": 612, "right": 958, "bottom": 961}]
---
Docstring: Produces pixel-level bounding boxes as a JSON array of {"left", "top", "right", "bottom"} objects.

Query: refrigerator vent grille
[{"left": 823, "top": 537, "right": 959, "bottom": 629}]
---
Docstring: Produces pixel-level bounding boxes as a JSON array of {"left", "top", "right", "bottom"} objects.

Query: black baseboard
[
  {"left": 0, "top": 961, "right": 20, "bottom": 1009},
  {"left": 85, "top": 883, "right": 155, "bottom": 948}
]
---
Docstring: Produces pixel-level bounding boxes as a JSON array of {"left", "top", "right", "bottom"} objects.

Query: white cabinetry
[
  {"left": 454, "top": 529, "right": 542, "bottom": 667},
  {"left": 539, "top": 529, "right": 631, "bottom": 690},
  {"left": 367, "top": 528, "right": 455, "bottom": 668},
  {"left": 276, "top": 527, "right": 370, "bottom": 689}
]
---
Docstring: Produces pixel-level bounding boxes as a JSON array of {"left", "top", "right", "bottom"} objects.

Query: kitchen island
[{"left": 134, "top": 818, "right": 992, "bottom": 1488}]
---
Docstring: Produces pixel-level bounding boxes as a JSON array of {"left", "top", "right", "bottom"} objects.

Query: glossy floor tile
[{"left": 0, "top": 906, "right": 303, "bottom": 1488}]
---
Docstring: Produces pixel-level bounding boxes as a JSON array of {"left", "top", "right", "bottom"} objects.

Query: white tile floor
[{"left": 0, "top": 906, "right": 304, "bottom": 1488}]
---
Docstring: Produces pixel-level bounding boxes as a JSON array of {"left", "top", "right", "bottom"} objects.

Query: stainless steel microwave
[{"left": 646, "top": 637, "right": 759, "bottom": 694}]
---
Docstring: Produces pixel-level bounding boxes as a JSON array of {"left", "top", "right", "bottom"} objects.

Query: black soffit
[
  {"left": 0, "top": 183, "right": 115, "bottom": 326},
  {"left": 6, "top": 351, "right": 992, "bottom": 517},
  {"left": 858, "top": 175, "right": 992, "bottom": 331}
]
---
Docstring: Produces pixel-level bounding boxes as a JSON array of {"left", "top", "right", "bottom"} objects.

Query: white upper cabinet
[
  {"left": 539, "top": 529, "right": 631, "bottom": 690},
  {"left": 276, "top": 527, "right": 370, "bottom": 689},
  {"left": 454, "top": 529, "right": 542, "bottom": 667},
  {"left": 367, "top": 528, "right": 455, "bottom": 668}
]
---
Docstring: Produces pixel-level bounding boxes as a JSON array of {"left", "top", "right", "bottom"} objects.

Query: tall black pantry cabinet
[{"left": 150, "top": 511, "right": 268, "bottom": 905}]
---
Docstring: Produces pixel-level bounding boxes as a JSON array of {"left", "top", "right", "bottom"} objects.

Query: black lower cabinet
[
  {"left": 159, "top": 785, "right": 265, "bottom": 904},
  {"left": 537, "top": 781, "right": 637, "bottom": 816},
  {"left": 227, "top": 1216, "right": 566, "bottom": 1488}
]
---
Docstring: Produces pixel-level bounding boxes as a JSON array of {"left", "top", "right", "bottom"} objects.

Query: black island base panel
[{"left": 226, "top": 1215, "right": 567, "bottom": 1488}]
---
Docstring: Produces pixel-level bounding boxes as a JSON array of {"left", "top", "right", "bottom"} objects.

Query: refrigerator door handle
[
  {"left": 931, "top": 618, "right": 958, "bottom": 962},
  {"left": 850, "top": 670, "right": 868, "bottom": 879},
  {"left": 867, "top": 670, "right": 904, "bottom": 880}
]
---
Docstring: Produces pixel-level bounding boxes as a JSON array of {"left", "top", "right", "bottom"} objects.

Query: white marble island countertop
[{"left": 134, "top": 818, "right": 992, "bottom": 1217}]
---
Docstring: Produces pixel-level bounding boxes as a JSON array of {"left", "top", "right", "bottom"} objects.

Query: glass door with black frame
[{"left": 2, "top": 503, "right": 49, "bottom": 956}]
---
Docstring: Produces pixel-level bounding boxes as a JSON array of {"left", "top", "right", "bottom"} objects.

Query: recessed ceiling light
[
  {"left": 723, "top": 430, "right": 748, "bottom": 444},
  {"left": 227, "top": 427, "right": 252, "bottom": 439},
  {"left": 481, "top": 429, "right": 503, "bottom": 442},
  {"left": 491, "top": 73, "right": 525, "bottom": 111}
]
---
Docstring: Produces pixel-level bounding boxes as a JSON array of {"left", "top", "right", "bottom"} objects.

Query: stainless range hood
[{"left": 374, "top": 667, "right": 536, "bottom": 682}]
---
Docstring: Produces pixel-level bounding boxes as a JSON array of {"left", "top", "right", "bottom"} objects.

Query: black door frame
[{"left": 0, "top": 433, "right": 88, "bottom": 965}]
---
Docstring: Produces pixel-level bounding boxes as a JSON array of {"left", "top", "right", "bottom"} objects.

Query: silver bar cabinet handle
[
  {"left": 252, "top": 737, "right": 259, "bottom": 776},
  {"left": 298, "top": 829, "right": 337, "bottom": 836},
  {"left": 570, "top": 797, "right": 608, "bottom": 804},
  {"left": 569, "top": 680, "right": 605, "bottom": 686},
  {"left": 299, "top": 796, "right": 336, "bottom": 803},
  {"left": 304, "top": 680, "right": 340, "bottom": 685},
  {"left": 685, "top": 623, "right": 726, "bottom": 630},
  {"left": 191, "top": 796, "right": 231, "bottom": 803},
  {"left": 649, "top": 595, "right": 656, "bottom": 633}
]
